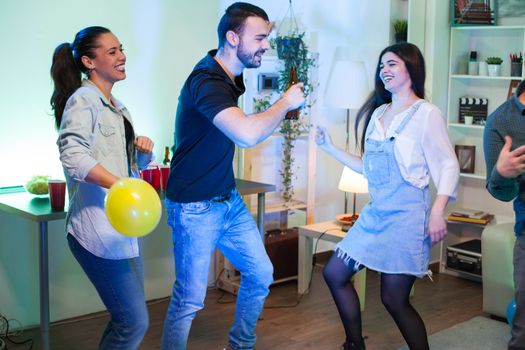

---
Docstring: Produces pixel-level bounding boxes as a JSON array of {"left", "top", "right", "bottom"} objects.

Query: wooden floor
[{"left": 8, "top": 263, "right": 489, "bottom": 350}]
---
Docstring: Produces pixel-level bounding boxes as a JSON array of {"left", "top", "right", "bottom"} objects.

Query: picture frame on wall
[
  {"left": 508, "top": 79, "right": 521, "bottom": 99},
  {"left": 451, "top": 0, "right": 497, "bottom": 26},
  {"left": 455, "top": 145, "right": 476, "bottom": 173}
]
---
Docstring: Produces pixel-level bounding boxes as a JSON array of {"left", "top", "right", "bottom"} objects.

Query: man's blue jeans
[
  {"left": 67, "top": 234, "right": 148, "bottom": 350},
  {"left": 161, "top": 189, "right": 273, "bottom": 350}
]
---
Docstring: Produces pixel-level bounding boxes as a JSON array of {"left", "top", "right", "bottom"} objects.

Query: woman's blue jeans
[
  {"left": 161, "top": 189, "right": 273, "bottom": 350},
  {"left": 67, "top": 234, "right": 148, "bottom": 350}
]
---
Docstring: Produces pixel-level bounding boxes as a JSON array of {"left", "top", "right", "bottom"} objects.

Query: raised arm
[
  {"left": 483, "top": 108, "right": 525, "bottom": 201},
  {"left": 314, "top": 125, "right": 363, "bottom": 173},
  {"left": 213, "top": 83, "right": 305, "bottom": 148}
]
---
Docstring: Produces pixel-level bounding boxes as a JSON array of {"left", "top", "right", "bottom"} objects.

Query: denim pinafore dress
[{"left": 335, "top": 101, "right": 431, "bottom": 277}]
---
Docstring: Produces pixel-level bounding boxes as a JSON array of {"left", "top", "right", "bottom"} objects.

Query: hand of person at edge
[{"left": 496, "top": 136, "right": 525, "bottom": 178}]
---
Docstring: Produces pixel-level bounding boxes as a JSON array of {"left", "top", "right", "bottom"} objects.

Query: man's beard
[{"left": 237, "top": 39, "right": 264, "bottom": 68}]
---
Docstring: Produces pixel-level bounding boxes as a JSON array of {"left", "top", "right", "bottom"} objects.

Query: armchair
[{"left": 481, "top": 222, "right": 516, "bottom": 317}]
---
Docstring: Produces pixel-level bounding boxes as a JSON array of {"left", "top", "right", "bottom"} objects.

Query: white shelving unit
[
  {"left": 441, "top": 25, "right": 525, "bottom": 279},
  {"left": 447, "top": 25, "right": 525, "bottom": 180},
  {"left": 439, "top": 216, "right": 514, "bottom": 281}
]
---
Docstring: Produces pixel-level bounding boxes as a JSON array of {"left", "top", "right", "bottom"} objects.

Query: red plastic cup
[
  {"left": 160, "top": 166, "right": 170, "bottom": 191},
  {"left": 48, "top": 180, "right": 66, "bottom": 211},
  {"left": 141, "top": 166, "right": 161, "bottom": 191}
]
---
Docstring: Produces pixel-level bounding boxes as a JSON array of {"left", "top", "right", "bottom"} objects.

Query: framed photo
[
  {"left": 455, "top": 145, "right": 476, "bottom": 173},
  {"left": 508, "top": 79, "right": 521, "bottom": 99},
  {"left": 451, "top": 0, "right": 497, "bottom": 26}
]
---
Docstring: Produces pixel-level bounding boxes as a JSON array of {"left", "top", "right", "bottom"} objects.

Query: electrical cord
[
  {"left": 0, "top": 314, "right": 33, "bottom": 350},
  {"left": 263, "top": 227, "right": 341, "bottom": 309},
  {"left": 213, "top": 268, "right": 237, "bottom": 304},
  {"left": 213, "top": 227, "right": 342, "bottom": 309}
]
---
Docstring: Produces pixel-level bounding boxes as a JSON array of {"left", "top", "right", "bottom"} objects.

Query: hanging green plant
[{"left": 269, "top": 27, "right": 316, "bottom": 205}]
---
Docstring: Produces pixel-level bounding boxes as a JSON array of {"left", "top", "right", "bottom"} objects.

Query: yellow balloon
[{"left": 105, "top": 178, "right": 162, "bottom": 237}]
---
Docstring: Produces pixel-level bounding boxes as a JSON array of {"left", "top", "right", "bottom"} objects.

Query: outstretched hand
[
  {"left": 134, "top": 136, "right": 154, "bottom": 153},
  {"left": 496, "top": 136, "right": 525, "bottom": 178},
  {"left": 314, "top": 125, "right": 333, "bottom": 151}
]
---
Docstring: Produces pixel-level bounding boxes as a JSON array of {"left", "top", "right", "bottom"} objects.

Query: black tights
[{"left": 323, "top": 253, "right": 429, "bottom": 350}]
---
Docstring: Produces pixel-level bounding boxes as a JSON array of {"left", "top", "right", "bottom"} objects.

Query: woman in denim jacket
[{"left": 50, "top": 26, "right": 154, "bottom": 349}]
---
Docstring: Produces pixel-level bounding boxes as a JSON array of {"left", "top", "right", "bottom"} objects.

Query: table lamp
[{"left": 338, "top": 166, "right": 368, "bottom": 216}]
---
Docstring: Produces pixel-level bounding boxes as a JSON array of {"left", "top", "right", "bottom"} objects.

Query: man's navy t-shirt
[{"left": 165, "top": 50, "right": 245, "bottom": 202}]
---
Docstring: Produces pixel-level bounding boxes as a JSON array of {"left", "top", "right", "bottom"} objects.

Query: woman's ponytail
[{"left": 50, "top": 43, "right": 81, "bottom": 129}]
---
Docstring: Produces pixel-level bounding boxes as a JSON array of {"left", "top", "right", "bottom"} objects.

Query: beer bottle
[
  {"left": 285, "top": 65, "right": 299, "bottom": 120},
  {"left": 162, "top": 146, "right": 171, "bottom": 165}
]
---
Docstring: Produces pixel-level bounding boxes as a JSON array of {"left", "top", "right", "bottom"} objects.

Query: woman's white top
[{"left": 365, "top": 100, "right": 459, "bottom": 200}]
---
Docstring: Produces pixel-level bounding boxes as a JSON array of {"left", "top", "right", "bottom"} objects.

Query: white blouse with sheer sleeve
[{"left": 365, "top": 100, "right": 459, "bottom": 200}]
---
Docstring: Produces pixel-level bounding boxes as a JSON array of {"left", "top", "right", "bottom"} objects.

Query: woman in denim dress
[
  {"left": 50, "top": 26, "right": 154, "bottom": 349},
  {"left": 316, "top": 43, "right": 459, "bottom": 350}
]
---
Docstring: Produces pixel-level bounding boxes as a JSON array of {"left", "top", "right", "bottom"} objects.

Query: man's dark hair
[{"left": 217, "top": 2, "right": 269, "bottom": 48}]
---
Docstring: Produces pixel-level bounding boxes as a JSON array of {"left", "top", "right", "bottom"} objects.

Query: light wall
[
  {"left": 0, "top": 0, "right": 219, "bottom": 186},
  {"left": 0, "top": 0, "right": 220, "bottom": 326},
  {"left": 221, "top": 0, "right": 399, "bottom": 224}
]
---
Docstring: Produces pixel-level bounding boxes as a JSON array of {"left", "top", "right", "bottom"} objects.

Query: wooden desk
[
  {"left": 0, "top": 191, "right": 67, "bottom": 350},
  {"left": 298, "top": 221, "right": 366, "bottom": 311},
  {"left": 215, "top": 179, "right": 276, "bottom": 294}
]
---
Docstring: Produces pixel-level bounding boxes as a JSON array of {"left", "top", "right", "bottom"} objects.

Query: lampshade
[
  {"left": 338, "top": 166, "right": 368, "bottom": 194},
  {"left": 324, "top": 60, "right": 369, "bottom": 109}
]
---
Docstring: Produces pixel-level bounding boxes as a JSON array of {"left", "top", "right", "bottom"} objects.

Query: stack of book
[{"left": 447, "top": 209, "right": 494, "bottom": 225}]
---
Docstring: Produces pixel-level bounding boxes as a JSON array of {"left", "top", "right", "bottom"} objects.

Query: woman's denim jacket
[{"left": 57, "top": 80, "right": 153, "bottom": 259}]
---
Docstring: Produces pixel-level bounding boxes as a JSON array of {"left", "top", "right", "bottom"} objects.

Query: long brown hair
[
  {"left": 354, "top": 42, "right": 426, "bottom": 153},
  {"left": 50, "top": 26, "right": 110, "bottom": 128}
]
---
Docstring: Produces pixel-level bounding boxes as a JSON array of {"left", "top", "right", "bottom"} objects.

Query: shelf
[
  {"left": 453, "top": 25, "right": 525, "bottom": 31},
  {"left": 441, "top": 265, "right": 482, "bottom": 283},
  {"left": 447, "top": 25, "right": 525, "bottom": 193},
  {"left": 448, "top": 123, "right": 485, "bottom": 130},
  {"left": 459, "top": 172, "right": 485, "bottom": 180},
  {"left": 450, "top": 74, "right": 521, "bottom": 80}
]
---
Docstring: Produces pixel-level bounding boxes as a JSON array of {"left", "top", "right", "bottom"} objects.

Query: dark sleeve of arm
[
  {"left": 190, "top": 75, "right": 238, "bottom": 121},
  {"left": 483, "top": 113, "right": 519, "bottom": 201}
]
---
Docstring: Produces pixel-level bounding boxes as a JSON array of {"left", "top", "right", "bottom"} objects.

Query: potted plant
[
  {"left": 486, "top": 56, "right": 503, "bottom": 76},
  {"left": 275, "top": 34, "right": 303, "bottom": 61},
  {"left": 393, "top": 19, "right": 408, "bottom": 43}
]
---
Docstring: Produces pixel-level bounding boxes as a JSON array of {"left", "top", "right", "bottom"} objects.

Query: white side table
[{"left": 298, "top": 221, "right": 366, "bottom": 311}]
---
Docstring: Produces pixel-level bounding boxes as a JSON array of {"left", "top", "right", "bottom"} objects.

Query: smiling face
[
  {"left": 379, "top": 51, "right": 412, "bottom": 94},
  {"left": 236, "top": 16, "right": 270, "bottom": 68},
  {"left": 82, "top": 32, "right": 126, "bottom": 85}
]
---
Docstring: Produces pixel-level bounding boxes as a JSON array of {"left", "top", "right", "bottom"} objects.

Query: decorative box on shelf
[
  {"left": 447, "top": 208, "right": 494, "bottom": 225},
  {"left": 458, "top": 97, "right": 488, "bottom": 124}
]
